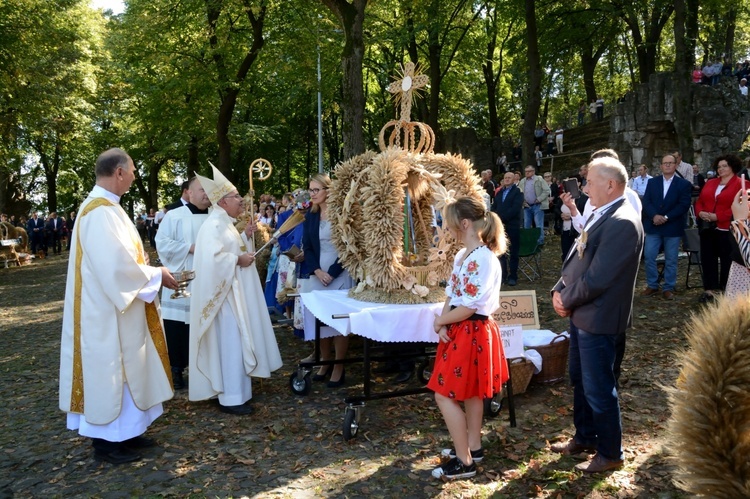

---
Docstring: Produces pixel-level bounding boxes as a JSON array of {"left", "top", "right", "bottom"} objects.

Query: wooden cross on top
[{"left": 386, "top": 62, "right": 429, "bottom": 123}]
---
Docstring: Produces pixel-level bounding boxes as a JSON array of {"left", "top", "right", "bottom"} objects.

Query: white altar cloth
[{"left": 300, "top": 290, "right": 444, "bottom": 343}]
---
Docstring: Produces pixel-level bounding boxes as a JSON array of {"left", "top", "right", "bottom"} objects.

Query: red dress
[{"left": 426, "top": 246, "right": 509, "bottom": 401}]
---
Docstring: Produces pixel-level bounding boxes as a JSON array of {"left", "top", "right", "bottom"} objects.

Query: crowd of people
[
  {"left": 693, "top": 57, "right": 750, "bottom": 95},
  {"left": 41, "top": 142, "right": 750, "bottom": 482},
  {"left": 0, "top": 210, "right": 76, "bottom": 256}
]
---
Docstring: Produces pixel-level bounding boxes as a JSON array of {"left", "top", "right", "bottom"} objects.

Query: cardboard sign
[
  {"left": 500, "top": 324, "right": 524, "bottom": 359},
  {"left": 492, "top": 290, "right": 539, "bottom": 330}
]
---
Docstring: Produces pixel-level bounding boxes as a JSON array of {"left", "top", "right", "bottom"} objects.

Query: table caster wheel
[{"left": 289, "top": 371, "right": 312, "bottom": 396}]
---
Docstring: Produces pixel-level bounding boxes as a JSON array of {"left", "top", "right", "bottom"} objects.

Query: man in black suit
[
  {"left": 166, "top": 180, "right": 190, "bottom": 211},
  {"left": 65, "top": 211, "right": 76, "bottom": 251},
  {"left": 45, "top": 211, "right": 64, "bottom": 255},
  {"left": 550, "top": 157, "right": 644, "bottom": 474},
  {"left": 26, "top": 212, "right": 46, "bottom": 255},
  {"left": 491, "top": 171, "right": 523, "bottom": 286}
]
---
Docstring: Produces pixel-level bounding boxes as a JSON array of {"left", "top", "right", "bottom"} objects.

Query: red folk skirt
[{"left": 427, "top": 318, "right": 508, "bottom": 401}]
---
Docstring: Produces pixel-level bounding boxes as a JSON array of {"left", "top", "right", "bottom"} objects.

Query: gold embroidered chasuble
[{"left": 59, "top": 188, "right": 173, "bottom": 425}]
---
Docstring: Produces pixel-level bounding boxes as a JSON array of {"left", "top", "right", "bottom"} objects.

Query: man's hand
[
  {"left": 161, "top": 267, "right": 178, "bottom": 290},
  {"left": 238, "top": 252, "right": 255, "bottom": 267},
  {"left": 652, "top": 214, "right": 667, "bottom": 225},
  {"left": 243, "top": 220, "right": 257, "bottom": 238},
  {"left": 560, "top": 192, "right": 578, "bottom": 216},
  {"left": 552, "top": 291, "right": 570, "bottom": 317}
]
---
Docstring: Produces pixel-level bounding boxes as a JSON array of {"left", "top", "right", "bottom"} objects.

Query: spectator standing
[
  {"left": 595, "top": 96, "right": 605, "bottom": 121},
  {"left": 555, "top": 126, "right": 564, "bottom": 154},
  {"left": 546, "top": 130, "right": 555, "bottom": 156},
  {"left": 673, "top": 151, "right": 693, "bottom": 182},
  {"left": 519, "top": 165, "right": 549, "bottom": 246},
  {"left": 146, "top": 209, "right": 156, "bottom": 247},
  {"left": 534, "top": 146, "right": 543, "bottom": 167},
  {"left": 692, "top": 65, "right": 703, "bottom": 83},
  {"left": 740, "top": 78, "right": 748, "bottom": 96},
  {"left": 495, "top": 151, "right": 508, "bottom": 173},
  {"left": 641, "top": 154, "right": 693, "bottom": 300},
  {"left": 695, "top": 155, "right": 743, "bottom": 302},
  {"left": 550, "top": 157, "right": 643, "bottom": 474},
  {"left": 577, "top": 102, "right": 586, "bottom": 125},
  {"left": 491, "top": 171, "right": 523, "bottom": 286},
  {"left": 26, "top": 212, "right": 45, "bottom": 255},
  {"left": 481, "top": 170, "right": 497, "bottom": 202},
  {"left": 691, "top": 164, "right": 706, "bottom": 198},
  {"left": 589, "top": 99, "right": 597, "bottom": 123},
  {"left": 631, "top": 164, "right": 652, "bottom": 198},
  {"left": 65, "top": 211, "right": 76, "bottom": 251},
  {"left": 534, "top": 124, "right": 545, "bottom": 149},
  {"left": 45, "top": 211, "right": 64, "bottom": 255}
]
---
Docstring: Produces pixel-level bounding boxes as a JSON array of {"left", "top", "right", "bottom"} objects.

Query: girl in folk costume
[{"left": 427, "top": 196, "right": 509, "bottom": 480}]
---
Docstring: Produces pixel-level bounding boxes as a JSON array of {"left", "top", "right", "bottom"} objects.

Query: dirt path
[{"left": 0, "top": 246, "right": 691, "bottom": 498}]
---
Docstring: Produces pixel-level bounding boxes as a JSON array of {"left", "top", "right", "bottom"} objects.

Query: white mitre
[{"left": 196, "top": 164, "right": 238, "bottom": 206}]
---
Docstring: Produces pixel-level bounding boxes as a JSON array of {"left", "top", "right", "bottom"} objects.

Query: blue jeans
[
  {"left": 523, "top": 203, "right": 545, "bottom": 245},
  {"left": 644, "top": 233, "right": 681, "bottom": 292},
  {"left": 568, "top": 322, "right": 623, "bottom": 461}
]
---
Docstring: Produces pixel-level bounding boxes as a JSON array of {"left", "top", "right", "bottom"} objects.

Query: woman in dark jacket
[{"left": 299, "top": 173, "right": 353, "bottom": 387}]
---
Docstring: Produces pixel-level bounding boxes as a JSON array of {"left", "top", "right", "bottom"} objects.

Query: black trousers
[
  {"left": 560, "top": 229, "right": 578, "bottom": 262},
  {"left": 700, "top": 229, "right": 733, "bottom": 291},
  {"left": 500, "top": 224, "right": 520, "bottom": 281},
  {"left": 47, "top": 232, "right": 62, "bottom": 254},
  {"left": 164, "top": 319, "right": 189, "bottom": 370}
]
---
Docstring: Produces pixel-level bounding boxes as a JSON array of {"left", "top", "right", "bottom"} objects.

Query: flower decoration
[
  {"left": 427, "top": 270, "right": 439, "bottom": 286},
  {"left": 431, "top": 182, "right": 456, "bottom": 214},
  {"left": 401, "top": 274, "right": 417, "bottom": 291},
  {"left": 411, "top": 284, "right": 429, "bottom": 298}
]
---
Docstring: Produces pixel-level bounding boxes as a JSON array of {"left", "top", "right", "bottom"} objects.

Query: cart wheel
[
  {"left": 289, "top": 371, "right": 311, "bottom": 396},
  {"left": 483, "top": 392, "right": 504, "bottom": 418},
  {"left": 417, "top": 359, "right": 433, "bottom": 385},
  {"left": 343, "top": 407, "right": 360, "bottom": 441}
]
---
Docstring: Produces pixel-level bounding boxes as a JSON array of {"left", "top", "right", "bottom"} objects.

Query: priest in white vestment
[
  {"left": 189, "top": 165, "right": 283, "bottom": 415},
  {"left": 59, "top": 148, "right": 179, "bottom": 464},
  {"left": 155, "top": 177, "right": 211, "bottom": 389}
]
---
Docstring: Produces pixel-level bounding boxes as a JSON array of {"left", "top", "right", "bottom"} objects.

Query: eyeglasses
[
  {"left": 309, "top": 188, "right": 327, "bottom": 195},
  {"left": 223, "top": 193, "right": 243, "bottom": 201}
]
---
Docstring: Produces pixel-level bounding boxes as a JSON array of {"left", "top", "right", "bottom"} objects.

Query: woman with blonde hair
[{"left": 299, "top": 173, "right": 353, "bottom": 387}]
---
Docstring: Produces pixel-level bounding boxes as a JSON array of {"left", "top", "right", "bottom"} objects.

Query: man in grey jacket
[{"left": 550, "top": 156, "right": 644, "bottom": 474}]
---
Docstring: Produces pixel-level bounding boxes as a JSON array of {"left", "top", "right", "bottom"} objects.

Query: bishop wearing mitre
[{"left": 189, "top": 165, "right": 283, "bottom": 415}]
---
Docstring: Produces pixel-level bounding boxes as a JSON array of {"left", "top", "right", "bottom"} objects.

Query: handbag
[{"left": 697, "top": 218, "right": 717, "bottom": 233}]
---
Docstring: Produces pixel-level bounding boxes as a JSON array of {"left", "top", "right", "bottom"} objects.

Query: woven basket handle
[{"left": 551, "top": 334, "right": 568, "bottom": 344}]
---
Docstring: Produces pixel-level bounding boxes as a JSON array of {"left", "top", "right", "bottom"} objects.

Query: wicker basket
[
  {"left": 530, "top": 333, "right": 569, "bottom": 384},
  {"left": 507, "top": 357, "right": 535, "bottom": 394}
]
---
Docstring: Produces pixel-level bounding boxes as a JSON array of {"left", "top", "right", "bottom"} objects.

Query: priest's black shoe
[
  {"left": 123, "top": 436, "right": 157, "bottom": 450},
  {"left": 392, "top": 370, "right": 413, "bottom": 384},
  {"left": 94, "top": 447, "right": 142, "bottom": 465},
  {"left": 171, "top": 368, "right": 185, "bottom": 390},
  {"left": 220, "top": 402, "right": 254, "bottom": 415}
]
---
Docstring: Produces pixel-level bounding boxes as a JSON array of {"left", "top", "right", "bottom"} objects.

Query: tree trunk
[
  {"left": 521, "top": 0, "right": 542, "bottom": 168},
  {"left": 723, "top": 8, "right": 736, "bottom": 61},
  {"left": 206, "top": 0, "right": 265, "bottom": 181},
  {"left": 672, "top": 0, "right": 694, "bottom": 162},
  {"left": 581, "top": 46, "right": 599, "bottom": 104},
  {"left": 321, "top": 0, "right": 367, "bottom": 160}
]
